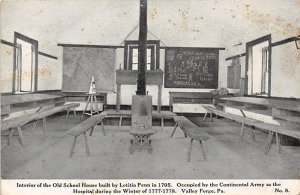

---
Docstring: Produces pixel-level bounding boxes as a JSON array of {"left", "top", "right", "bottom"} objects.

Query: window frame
[
  {"left": 245, "top": 34, "right": 272, "bottom": 97},
  {"left": 13, "top": 32, "right": 38, "bottom": 94},
  {"left": 123, "top": 40, "right": 160, "bottom": 70}
]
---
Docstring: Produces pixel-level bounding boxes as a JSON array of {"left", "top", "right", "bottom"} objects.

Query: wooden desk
[
  {"left": 169, "top": 92, "right": 213, "bottom": 112},
  {"left": 1, "top": 93, "right": 65, "bottom": 116},
  {"left": 115, "top": 70, "right": 163, "bottom": 112},
  {"left": 218, "top": 96, "right": 300, "bottom": 125},
  {"left": 219, "top": 96, "right": 300, "bottom": 112}
]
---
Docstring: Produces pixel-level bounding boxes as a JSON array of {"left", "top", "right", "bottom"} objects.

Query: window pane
[
  {"left": 132, "top": 49, "right": 138, "bottom": 57},
  {"left": 132, "top": 63, "right": 138, "bottom": 70},
  {"left": 132, "top": 56, "right": 138, "bottom": 64}
]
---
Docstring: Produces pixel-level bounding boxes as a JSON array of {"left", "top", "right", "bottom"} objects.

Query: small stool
[{"left": 129, "top": 129, "right": 156, "bottom": 154}]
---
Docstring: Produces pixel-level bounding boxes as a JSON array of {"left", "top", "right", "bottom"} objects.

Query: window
[
  {"left": 131, "top": 48, "right": 152, "bottom": 70},
  {"left": 13, "top": 32, "right": 38, "bottom": 94},
  {"left": 124, "top": 40, "right": 160, "bottom": 70},
  {"left": 245, "top": 35, "right": 271, "bottom": 96}
]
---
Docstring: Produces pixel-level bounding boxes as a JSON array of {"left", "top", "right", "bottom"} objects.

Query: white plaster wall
[{"left": 1, "top": 0, "right": 299, "bottom": 100}]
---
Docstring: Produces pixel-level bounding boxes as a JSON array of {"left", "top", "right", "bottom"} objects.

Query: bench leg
[
  {"left": 265, "top": 131, "right": 274, "bottom": 155},
  {"left": 203, "top": 112, "right": 208, "bottom": 122},
  {"left": 101, "top": 121, "right": 106, "bottom": 136},
  {"left": 17, "top": 126, "right": 24, "bottom": 146},
  {"left": 89, "top": 127, "right": 95, "bottom": 136},
  {"left": 42, "top": 118, "right": 47, "bottom": 136},
  {"left": 31, "top": 120, "right": 39, "bottom": 136},
  {"left": 199, "top": 140, "right": 207, "bottom": 161},
  {"left": 170, "top": 123, "right": 178, "bottom": 138},
  {"left": 275, "top": 132, "right": 281, "bottom": 153},
  {"left": 210, "top": 112, "right": 213, "bottom": 122},
  {"left": 187, "top": 139, "right": 194, "bottom": 162},
  {"left": 240, "top": 123, "right": 245, "bottom": 142},
  {"left": 118, "top": 116, "right": 123, "bottom": 131},
  {"left": 250, "top": 126, "right": 256, "bottom": 142},
  {"left": 83, "top": 132, "right": 91, "bottom": 156},
  {"left": 70, "top": 135, "right": 78, "bottom": 158},
  {"left": 66, "top": 109, "right": 70, "bottom": 119},
  {"left": 74, "top": 109, "right": 77, "bottom": 118},
  {"left": 8, "top": 128, "right": 15, "bottom": 145},
  {"left": 161, "top": 118, "right": 164, "bottom": 131}
]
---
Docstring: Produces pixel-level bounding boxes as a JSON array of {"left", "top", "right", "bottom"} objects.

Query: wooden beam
[
  {"left": 38, "top": 51, "right": 58, "bottom": 60},
  {"left": 225, "top": 53, "right": 246, "bottom": 61},
  {"left": 271, "top": 36, "right": 300, "bottom": 47},
  {"left": 57, "top": 43, "right": 124, "bottom": 49},
  {"left": 2, "top": 39, "right": 57, "bottom": 60},
  {"left": 160, "top": 46, "right": 226, "bottom": 50},
  {"left": 1, "top": 39, "right": 15, "bottom": 47}
]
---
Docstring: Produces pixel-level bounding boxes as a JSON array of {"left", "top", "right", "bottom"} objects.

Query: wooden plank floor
[{"left": 1, "top": 115, "right": 299, "bottom": 179}]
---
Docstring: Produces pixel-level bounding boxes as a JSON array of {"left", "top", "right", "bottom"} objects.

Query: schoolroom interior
[{"left": 1, "top": 0, "right": 300, "bottom": 179}]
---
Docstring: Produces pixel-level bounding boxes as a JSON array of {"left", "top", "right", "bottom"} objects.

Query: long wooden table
[
  {"left": 215, "top": 96, "right": 300, "bottom": 147},
  {"left": 1, "top": 93, "right": 65, "bottom": 116},
  {"left": 218, "top": 96, "right": 300, "bottom": 123}
]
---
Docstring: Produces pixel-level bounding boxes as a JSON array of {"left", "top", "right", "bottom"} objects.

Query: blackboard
[
  {"left": 164, "top": 48, "right": 219, "bottom": 88},
  {"left": 62, "top": 47, "right": 115, "bottom": 92}
]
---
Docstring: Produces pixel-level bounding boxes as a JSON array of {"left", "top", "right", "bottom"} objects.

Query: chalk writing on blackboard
[{"left": 164, "top": 48, "right": 219, "bottom": 88}]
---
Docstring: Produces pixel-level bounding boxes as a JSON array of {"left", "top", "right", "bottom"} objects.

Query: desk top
[
  {"left": 1, "top": 94, "right": 63, "bottom": 106},
  {"left": 220, "top": 96, "right": 300, "bottom": 112}
]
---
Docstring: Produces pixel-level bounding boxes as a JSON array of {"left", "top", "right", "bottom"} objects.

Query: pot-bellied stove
[{"left": 129, "top": 95, "right": 156, "bottom": 154}]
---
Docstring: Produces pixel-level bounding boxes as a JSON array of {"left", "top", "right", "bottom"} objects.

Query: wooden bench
[
  {"left": 203, "top": 105, "right": 300, "bottom": 154},
  {"left": 66, "top": 113, "right": 107, "bottom": 157},
  {"left": 171, "top": 116, "right": 210, "bottom": 162},
  {"left": 104, "top": 110, "right": 177, "bottom": 131},
  {"left": 1, "top": 103, "right": 80, "bottom": 145},
  {"left": 1, "top": 115, "right": 35, "bottom": 146},
  {"left": 31, "top": 103, "right": 80, "bottom": 136}
]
